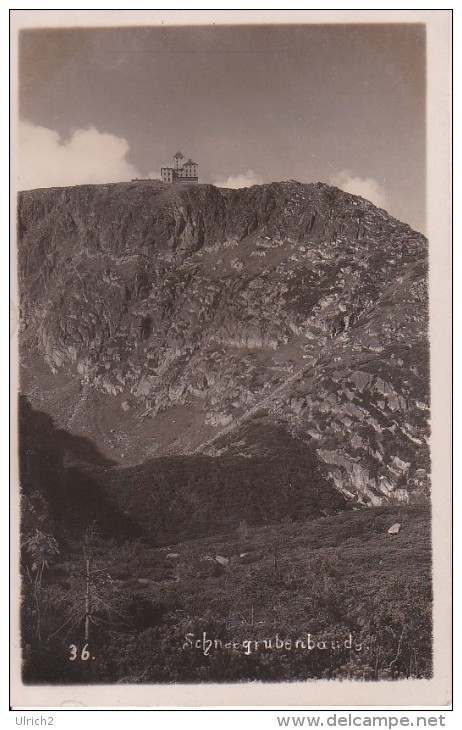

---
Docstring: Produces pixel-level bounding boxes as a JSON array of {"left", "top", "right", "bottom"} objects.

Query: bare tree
[{"left": 49, "top": 524, "right": 130, "bottom": 646}]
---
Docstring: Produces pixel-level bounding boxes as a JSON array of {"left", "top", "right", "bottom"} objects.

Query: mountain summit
[{"left": 18, "top": 180, "right": 430, "bottom": 516}]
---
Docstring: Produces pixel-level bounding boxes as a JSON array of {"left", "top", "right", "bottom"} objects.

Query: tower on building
[{"left": 161, "top": 152, "right": 199, "bottom": 184}]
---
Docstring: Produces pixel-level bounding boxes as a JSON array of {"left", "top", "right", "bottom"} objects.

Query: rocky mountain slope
[{"left": 18, "top": 180, "right": 430, "bottom": 512}]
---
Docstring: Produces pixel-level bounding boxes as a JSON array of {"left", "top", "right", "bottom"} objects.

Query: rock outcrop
[{"left": 18, "top": 180, "right": 430, "bottom": 508}]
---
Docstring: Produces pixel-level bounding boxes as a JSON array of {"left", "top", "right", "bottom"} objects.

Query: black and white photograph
[{"left": 10, "top": 9, "right": 451, "bottom": 707}]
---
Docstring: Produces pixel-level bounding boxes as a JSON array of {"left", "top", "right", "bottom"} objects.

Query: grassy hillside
[{"left": 22, "top": 503, "right": 431, "bottom": 684}]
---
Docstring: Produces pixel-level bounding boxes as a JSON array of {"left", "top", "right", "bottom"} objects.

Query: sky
[{"left": 18, "top": 23, "right": 426, "bottom": 232}]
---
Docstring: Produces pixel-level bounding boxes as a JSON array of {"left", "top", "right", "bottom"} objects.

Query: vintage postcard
[{"left": 10, "top": 9, "right": 451, "bottom": 708}]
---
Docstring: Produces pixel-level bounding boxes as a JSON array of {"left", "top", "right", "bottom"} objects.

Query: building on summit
[{"left": 161, "top": 151, "right": 199, "bottom": 184}]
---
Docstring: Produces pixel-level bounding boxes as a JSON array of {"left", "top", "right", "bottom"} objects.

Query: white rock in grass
[{"left": 387, "top": 523, "right": 401, "bottom": 535}]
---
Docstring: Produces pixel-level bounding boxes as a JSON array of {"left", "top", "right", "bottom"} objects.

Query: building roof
[
  {"left": 185, "top": 159, "right": 198, "bottom": 166},
  {"left": 174, "top": 151, "right": 185, "bottom": 159}
]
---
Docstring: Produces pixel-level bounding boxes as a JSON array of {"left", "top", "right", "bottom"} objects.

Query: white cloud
[
  {"left": 330, "top": 170, "right": 387, "bottom": 210},
  {"left": 214, "top": 170, "right": 263, "bottom": 189},
  {"left": 18, "top": 121, "right": 141, "bottom": 190}
]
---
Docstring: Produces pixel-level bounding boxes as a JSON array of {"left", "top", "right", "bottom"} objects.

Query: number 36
[{"left": 69, "top": 644, "right": 91, "bottom": 661}]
